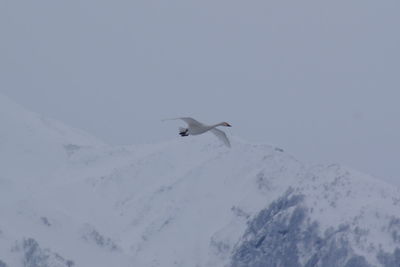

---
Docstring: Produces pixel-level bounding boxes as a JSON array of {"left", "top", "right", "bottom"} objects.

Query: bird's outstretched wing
[
  {"left": 210, "top": 128, "right": 231, "bottom": 147},
  {"left": 163, "top": 117, "right": 204, "bottom": 127}
]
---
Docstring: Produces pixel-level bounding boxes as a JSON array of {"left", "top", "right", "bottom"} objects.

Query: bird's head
[{"left": 222, "top": 122, "right": 232, "bottom": 127}]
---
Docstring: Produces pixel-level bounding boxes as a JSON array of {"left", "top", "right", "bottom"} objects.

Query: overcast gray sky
[{"left": 1, "top": 0, "right": 399, "bottom": 185}]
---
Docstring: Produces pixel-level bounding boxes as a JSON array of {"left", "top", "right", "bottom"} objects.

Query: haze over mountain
[
  {"left": 2, "top": 1, "right": 400, "bottom": 185},
  {"left": 0, "top": 94, "right": 399, "bottom": 267}
]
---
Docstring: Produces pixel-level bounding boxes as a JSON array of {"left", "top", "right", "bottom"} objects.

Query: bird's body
[{"left": 164, "top": 117, "right": 232, "bottom": 147}]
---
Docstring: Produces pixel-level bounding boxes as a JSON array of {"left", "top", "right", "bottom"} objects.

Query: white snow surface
[{"left": 0, "top": 94, "right": 399, "bottom": 267}]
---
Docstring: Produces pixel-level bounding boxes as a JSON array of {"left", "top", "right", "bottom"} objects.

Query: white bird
[{"left": 164, "top": 117, "right": 232, "bottom": 147}]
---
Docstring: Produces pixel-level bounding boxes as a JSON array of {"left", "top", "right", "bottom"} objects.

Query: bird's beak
[{"left": 227, "top": 123, "right": 232, "bottom": 127}]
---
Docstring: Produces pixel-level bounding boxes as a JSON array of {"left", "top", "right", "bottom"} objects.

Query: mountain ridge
[{"left": 0, "top": 94, "right": 399, "bottom": 267}]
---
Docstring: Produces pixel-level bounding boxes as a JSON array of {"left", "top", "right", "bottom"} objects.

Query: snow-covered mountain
[{"left": 0, "top": 94, "right": 399, "bottom": 267}]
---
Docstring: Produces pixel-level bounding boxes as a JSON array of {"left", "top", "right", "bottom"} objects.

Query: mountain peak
[{"left": 0, "top": 95, "right": 399, "bottom": 267}]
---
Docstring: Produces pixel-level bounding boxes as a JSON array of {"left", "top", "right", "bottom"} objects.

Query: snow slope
[{"left": 0, "top": 94, "right": 399, "bottom": 267}]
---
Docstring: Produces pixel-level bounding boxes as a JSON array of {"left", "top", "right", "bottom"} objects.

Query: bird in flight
[{"left": 163, "top": 117, "right": 232, "bottom": 147}]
